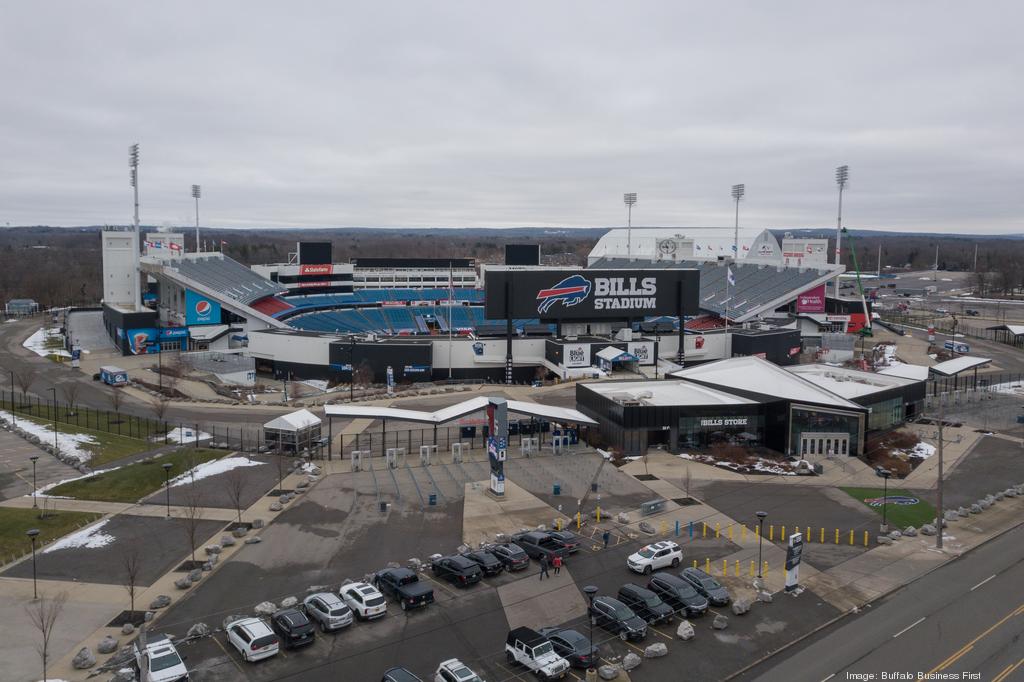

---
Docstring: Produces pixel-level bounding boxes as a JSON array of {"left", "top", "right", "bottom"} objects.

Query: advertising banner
[
  {"left": 796, "top": 284, "right": 826, "bottom": 313},
  {"left": 784, "top": 532, "right": 804, "bottom": 592},
  {"left": 299, "top": 264, "right": 333, "bottom": 276},
  {"left": 627, "top": 341, "right": 655, "bottom": 366},
  {"left": 484, "top": 269, "right": 699, "bottom": 320},
  {"left": 386, "top": 365, "right": 395, "bottom": 395},
  {"left": 563, "top": 343, "right": 591, "bottom": 368},
  {"left": 185, "top": 289, "right": 221, "bottom": 326}
]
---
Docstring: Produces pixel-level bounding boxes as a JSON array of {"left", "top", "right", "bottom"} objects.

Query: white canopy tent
[{"left": 263, "top": 408, "right": 322, "bottom": 453}]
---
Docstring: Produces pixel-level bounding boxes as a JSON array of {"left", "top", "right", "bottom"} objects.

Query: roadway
[{"left": 743, "top": 522, "right": 1024, "bottom": 682}]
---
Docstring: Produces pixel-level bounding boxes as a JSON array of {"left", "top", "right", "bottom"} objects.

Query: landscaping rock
[
  {"left": 281, "top": 596, "right": 298, "bottom": 609},
  {"left": 244, "top": 537, "right": 262, "bottom": 544},
  {"left": 202, "top": 561, "right": 213, "bottom": 571},
  {"left": 1005, "top": 488, "right": 1018, "bottom": 498},
  {"left": 296, "top": 480, "right": 310, "bottom": 489},
  {"left": 144, "top": 611, "right": 154, "bottom": 622},
  {"left": 731, "top": 598, "right": 751, "bottom": 616},
  {"left": 254, "top": 601, "right": 277, "bottom": 616},
  {"left": 639, "top": 521, "right": 656, "bottom": 535},
  {"left": 149, "top": 595, "right": 171, "bottom": 609},
  {"left": 121, "top": 623, "right": 135, "bottom": 636},
  {"left": 220, "top": 535, "right": 236, "bottom": 547},
  {"left": 107, "top": 667, "right": 136, "bottom": 682},
  {"left": 252, "top": 518, "right": 265, "bottom": 529},
  {"left": 209, "top": 553, "right": 219, "bottom": 566},
  {"left": 877, "top": 536, "right": 893, "bottom": 545},
  {"left": 994, "top": 491, "right": 1005, "bottom": 501},
  {"left": 622, "top": 652, "right": 642, "bottom": 671},
  {"left": 97, "top": 635, "right": 119, "bottom": 654},
  {"left": 269, "top": 502, "right": 282, "bottom": 512},
  {"left": 187, "top": 622, "right": 211, "bottom": 638},
  {"left": 943, "top": 510, "right": 960, "bottom": 522},
  {"left": 598, "top": 664, "right": 620, "bottom": 680},
  {"left": 888, "top": 530, "right": 902, "bottom": 539},
  {"left": 920, "top": 524, "right": 937, "bottom": 536},
  {"left": 174, "top": 577, "right": 192, "bottom": 590},
  {"left": 280, "top": 493, "right": 293, "bottom": 504},
  {"left": 204, "top": 545, "right": 222, "bottom": 556},
  {"left": 309, "top": 466, "right": 322, "bottom": 476},
  {"left": 188, "top": 568, "right": 203, "bottom": 582},
  {"left": 957, "top": 507, "right": 970, "bottom": 517},
  {"left": 644, "top": 642, "right": 668, "bottom": 658},
  {"left": 408, "top": 558, "right": 423, "bottom": 571},
  {"left": 494, "top": 533, "right": 507, "bottom": 543},
  {"left": 457, "top": 544, "right": 472, "bottom": 554},
  {"left": 616, "top": 512, "right": 630, "bottom": 524},
  {"left": 676, "top": 620, "right": 695, "bottom": 640},
  {"left": 903, "top": 526, "right": 918, "bottom": 537},
  {"left": 223, "top": 615, "right": 247, "bottom": 630},
  {"left": 72, "top": 647, "right": 96, "bottom": 669},
  {"left": 978, "top": 499, "right": 991, "bottom": 510},
  {"left": 712, "top": 614, "right": 729, "bottom": 630},
  {"left": 984, "top": 494, "right": 997, "bottom": 505},
  {"left": 757, "top": 590, "right": 773, "bottom": 603}
]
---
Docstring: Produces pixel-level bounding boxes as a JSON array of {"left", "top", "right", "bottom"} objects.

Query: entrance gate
[{"left": 800, "top": 432, "right": 849, "bottom": 457}]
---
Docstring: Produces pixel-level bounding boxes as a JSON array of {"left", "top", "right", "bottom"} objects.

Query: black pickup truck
[
  {"left": 373, "top": 567, "right": 434, "bottom": 611},
  {"left": 512, "top": 531, "right": 570, "bottom": 562}
]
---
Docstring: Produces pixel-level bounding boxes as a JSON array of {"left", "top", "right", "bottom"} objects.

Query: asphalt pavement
[{"left": 742, "top": 521, "right": 1024, "bottom": 682}]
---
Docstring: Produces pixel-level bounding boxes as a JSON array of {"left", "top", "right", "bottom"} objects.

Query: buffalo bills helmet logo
[
  {"left": 864, "top": 496, "right": 919, "bottom": 507},
  {"left": 536, "top": 275, "right": 592, "bottom": 314},
  {"left": 195, "top": 300, "right": 212, "bottom": 316}
]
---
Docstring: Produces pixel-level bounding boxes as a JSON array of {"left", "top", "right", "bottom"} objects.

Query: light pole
[
  {"left": 9, "top": 369, "right": 16, "bottom": 425},
  {"left": 879, "top": 469, "right": 891, "bottom": 533},
  {"left": 26, "top": 528, "right": 40, "bottom": 599},
  {"left": 731, "top": 184, "right": 745, "bottom": 259},
  {"left": 583, "top": 584, "right": 598, "bottom": 677},
  {"left": 48, "top": 387, "right": 58, "bottom": 456},
  {"left": 192, "top": 184, "right": 202, "bottom": 252},
  {"left": 129, "top": 144, "right": 142, "bottom": 311},
  {"left": 30, "top": 456, "right": 38, "bottom": 509},
  {"left": 834, "top": 165, "right": 849, "bottom": 297},
  {"left": 756, "top": 511, "right": 767, "bottom": 580},
  {"left": 162, "top": 463, "right": 173, "bottom": 517},
  {"left": 623, "top": 193, "right": 637, "bottom": 260}
]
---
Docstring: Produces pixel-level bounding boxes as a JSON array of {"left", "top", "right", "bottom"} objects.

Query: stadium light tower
[
  {"left": 731, "top": 184, "right": 745, "bottom": 258},
  {"left": 192, "top": 184, "right": 202, "bottom": 252},
  {"left": 624, "top": 192, "right": 637, "bottom": 260},
  {"left": 834, "top": 165, "right": 849, "bottom": 296},
  {"left": 129, "top": 144, "right": 142, "bottom": 310}
]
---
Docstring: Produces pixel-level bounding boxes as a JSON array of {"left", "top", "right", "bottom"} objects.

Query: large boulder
[
  {"left": 903, "top": 526, "right": 918, "bottom": 537},
  {"left": 187, "top": 622, "right": 211, "bottom": 638},
  {"left": 204, "top": 545, "right": 222, "bottom": 556},
  {"left": 712, "top": 614, "right": 729, "bottom": 630},
  {"left": 223, "top": 614, "right": 247, "bottom": 630},
  {"left": 149, "top": 595, "right": 171, "bottom": 610},
  {"left": 174, "top": 577, "right": 192, "bottom": 590},
  {"left": 969, "top": 504, "right": 983, "bottom": 514},
  {"left": 888, "top": 530, "right": 903, "bottom": 539},
  {"left": 757, "top": 590, "right": 773, "bottom": 603},
  {"left": 994, "top": 491, "right": 1005, "bottom": 501},
  {"left": 269, "top": 502, "right": 283, "bottom": 512},
  {"left": 920, "top": 523, "right": 937, "bottom": 536},
  {"left": 644, "top": 642, "right": 668, "bottom": 658},
  {"left": 188, "top": 568, "right": 203, "bottom": 583},
  {"left": 120, "top": 623, "right": 135, "bottom": 636},
  {"left": 220, "top": 534, "right": 236, "bottom": 547},
  {"left": 1005, "top": 488, "right": 1018, "bottom": 498},
  {"left": 280, "top": 596, "right": 298, "bottom": 609},
  {"left": 616, "top": 512, "right": 630, "bottom": 524},
  {"left": 957, "top": 507, "right": 970, "bottom": 517},
  {"left": 244, "top": 537, "right": 262, "bottom": 544},
  {"left": 943, "top": 510, "right": 960, "bottom": 523},
  {"left": 598, "top": 664, "right": 620, "bottom": 680},
  {"left": 639, "top": 521, "right": 656, "bottom": 535},
  {"left": 731, "top": 598, "right": 751, "bottom": 616},
  {"left": 72, "top": 647, "right": 97, "bottom": 669},
  {"left": 254, "top": 601, "right": 277, "bottom": 616},
  {"left": 107, "top": 667, "right": 136, "bottom": 682},
  {"left": 676, "top": 620, "right": 695, "bottom": 640},
  {"left": 97, "top": 635, "right": 119, "bottom": 654},
  {"left": 622, "top": 652, "right": 642, "bottom": 671},
  {"left": 977, "top": 499, "right": 991, "bottom": 510},
  {"left": 877, "top": 536, "right": 893, "bottom": 546}
]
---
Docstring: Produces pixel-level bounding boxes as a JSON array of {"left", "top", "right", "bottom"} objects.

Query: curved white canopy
[{"left": 324, "top": 396, "right": 597, "bottom": 425}]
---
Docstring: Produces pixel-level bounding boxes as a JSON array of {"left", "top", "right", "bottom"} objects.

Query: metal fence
[{"left": 879, "top": 311, "right": 1002, "bottom": 344}]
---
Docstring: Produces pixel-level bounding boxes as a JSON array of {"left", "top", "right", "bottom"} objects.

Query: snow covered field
[
  {"left": 42, "top": 519, "right": 114, "bottom": 554},
  {"left": 0, "top": 410, "right": 97, "bottom": 463},
  {"left": 169, "top": 456, "right": 263, "bottom": 487},
  {"left": 22, "top": 326, "right": 70, "bottom": 358}
]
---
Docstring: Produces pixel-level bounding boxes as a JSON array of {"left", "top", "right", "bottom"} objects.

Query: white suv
[
  {"left": 627, "top": 540, "right": 682, "bottom": 574},
  {"left": 135, "top": 634, "right": 189, "bottom": 682},
  {"left": 226, "top": 617, "right": 279, "bottom": 663},
  {"left": 340, "top": 581, "right": 388, "bottom": 620}
]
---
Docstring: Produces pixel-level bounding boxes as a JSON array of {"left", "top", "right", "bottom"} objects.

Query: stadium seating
[{"left": 172, "top": 254, "right": 286, "bottom": 305}]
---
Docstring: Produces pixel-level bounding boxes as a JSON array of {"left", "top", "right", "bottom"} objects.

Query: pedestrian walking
[
  {"left": 603, "top": 530, "right": 611, "bottom": 549},
  {"left": 552, "top": 555, "right": 562, "bottom": 575},
  {"left": 539, "top": 554, "right": 550, "bottom": 580}
]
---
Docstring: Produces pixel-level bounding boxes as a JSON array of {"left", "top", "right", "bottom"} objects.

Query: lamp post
[
  {"left": 834, "top": 165, "right": 849, "bottom": 297},
  {"left": 756, "top": 511, "right": 767, "bottom": 580},
  {"left": 9, "top": 369, "right": 16, "bottom": 425},
  {"left": 623, "top": 193, "right": 637, "bottom": 260},
  {"left": 162, "top": 463, "right": 173, "bottom": 517},
  {"left": 48, "top": 387, "right": 58, "bottom": 456},
  {"left": 30, "top": 456, "right": 38, "bottom": 509},
  {"left": 583, "top": 584, "right": 599, "bottom": 678},
  {"left": 26, "top": 528, "right": 40, "bottom": 599},
  {"left": 731, "top": 184, "right": 745, "bottom": 259},
  {"left": 192, "top": 184, "right": 202, "bottom": 252},
  {"left": 880, "top": 469, "right": 891, "bottom": 533}
]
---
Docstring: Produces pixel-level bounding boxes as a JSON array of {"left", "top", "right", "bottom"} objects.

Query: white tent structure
[
  {"left": 324, "top": 396, "right": 596, "bottom": 426},
  {"left": 264, "top": 408, "right": 322, "bottom": 453}
]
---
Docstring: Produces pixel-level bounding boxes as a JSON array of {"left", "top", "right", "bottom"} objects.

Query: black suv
[
  {"left": 617, "top": 583, "right": 674, "bottom": 625},
  {"left": 680, "top": 567, "right": 731, "bottom": 606},
  {"left": 431, "top": 555, "right": 483, "bottom": 587},
  {"left": 489, "top": 542, "right": 531, "bottom": 571},
  {"left": 538, "top": 627, "right": 598, "bottom": 669},
  {"left": 461, "top": 549, "right": 504, "bottom": 576},
  {"left": 588, "top": 596, "right": 647, "bottom": 641},
  {"left": 382, "top": 668, "right": 423, "bottom": 682},
  {"left": 647, "top": 573, "right": 709, "bottom": 617},
  {"left": 373, "top": 567, "right": 435, "bottom": 611},
  {"left": 269, "top": 608, "right": 315, "bottom": 649}
]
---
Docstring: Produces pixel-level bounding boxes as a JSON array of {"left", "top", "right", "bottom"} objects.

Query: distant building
[{"left": 5, "top": 298, "right": 39, "bottom": 316}]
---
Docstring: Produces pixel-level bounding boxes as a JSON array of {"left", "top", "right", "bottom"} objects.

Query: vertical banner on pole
[
  {"left": 784, "top": 532, "right": 804, "bottom": 592},
  {"left": 487, "top": 399, "right": 507, "bottom": 496}
]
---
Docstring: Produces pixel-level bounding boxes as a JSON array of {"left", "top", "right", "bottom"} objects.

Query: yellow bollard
[
  {"left": 754, "top": 525, "right": 759, "bottom": 538},
  {"left": 849, "top": 530, "right": 854, "bottom": 546},
  {"left": 661, "top": 521, "right": 668, "bottom": 536},
  {"left": 693, "top": 559, "right": 698, "bottom": 569},
  {"left": 735, "top": 560, "right": 740, "bottom": 577},
  {"left": 556, "top": 518, "right": 562, "bottom": 531},
  {"left": 705, "top": 557, "right": 711, "bottom": 573},
  {"left": 728, "top": 525, "right": 734, "bottom": 541},
  {"left": 781, "top": 525, "right": 786, "bottom": 541},
  {"left": 749, "top": 560, "right": 755, "bottom": 577},
  {"left": 702, "top": 523, "right": 707, "bottom": 538},
  {"left": 742, "top": 525, "right": 747, "bottom": 541},
  {"left": 577, "top": 512, "right": 581, "bottom": 530},
  {"left": 763, "top": 561, "right": 769, "bottom": 576},
  {"left": 722, "top": 559, "right": 727, "bottom": 576},
  {"left": 806, "top": 526, "right": 810, "bottom": 542},
  {"left": 863, "top": 530, "right": 869, "bottom": 547},
  {"left": 820, "top": 527, "right": 825, "bottom": 544},
  {"left": 769, "top": 525, "right": 774, "bottom": 541},
  {"left": 715, "top": 523, "right": 720, "bottom": 539},
  {"left": 835, "top": 528, "right": 840, "bottom": 544},
  {"left": 596, "top": 507, "right": 601, "bottom": 523}
]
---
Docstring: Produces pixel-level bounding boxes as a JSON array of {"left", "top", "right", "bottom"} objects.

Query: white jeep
[{"left": 505, "top": 627, "right": 570, "bottom": 680}]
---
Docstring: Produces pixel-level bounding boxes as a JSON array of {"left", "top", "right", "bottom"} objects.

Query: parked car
[
  {"left": 489, "top": 542, "right": 531, "bottom": 571},
  {"left": 627, "top": 540, "right": 683, "bottom": 574},
  {"left": 461, "top": 549, "right": 504, "bottom": 576},
  {"left": 226, "top": 617, "right": 279, "bottom": 663},
  {"left": 647, "top": 574, "right": 709, "bottom": 617},
  {"left": 135, "top": 634, "right": 189, "bottom": 682},
  {"left": 505, "top": 627, "right": 570, "bottom": 680},
  {"left": 269, "top": 608, "right": 315, "bottom": 649},
  {"left": 340, "top": 581, "right": 388, "bottom": 620},
  {"left": 543, "top": 529, "right": 581, "bottom": 554},
  {"left": 383, "top": 668, "right": 424, "bottom": 682},
  {"left": 538, "top": 627, "right": 598, "bottom": 669},
  {"left": 588, "top": 596, "right": 647, "bottom": 641},
  {"left": 616, "top": 583, "right": 674, "bottom": 625},
  {"left": 680, "top": 567, "right": 731, "bottom": 606},
  {"left": 965, "top": 309, "right": 980, "bottom": 316},
  {"left": 434, "top": 658, "right": 484, "bottom": 682},
  {"left": 303, "top": 592, "right": 354, "bottom": 632},
  {"left": 374, "top": 567, "right": 435, "bottom": 611},
  {"left": 511, "top": 531, "right": 569, "bottom": 562},
  {"left": 431, "top": 555, "right": 483, "bottom": 587}
]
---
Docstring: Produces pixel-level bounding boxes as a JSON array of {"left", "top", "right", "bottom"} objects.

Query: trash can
[
  {"left": 553, "top": 483, "right": 561, "bottom": 496},
  {"left": 591, "top": 482, "right": 599, "bottom": 493},
  {"left": 428, "top": 494, "right": 437, "bottom": 506},
  {"left": 379, "top": 501, "right": 389, "bottom": 513}
]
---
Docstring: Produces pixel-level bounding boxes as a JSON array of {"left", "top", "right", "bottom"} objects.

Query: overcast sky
[{"left": 1, "top": 2, "right": 1021, "bottom": 233}]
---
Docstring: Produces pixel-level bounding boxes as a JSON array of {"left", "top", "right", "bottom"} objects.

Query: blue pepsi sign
[{"left": 185, "top": 289, "right": 221, "bottom": 326}]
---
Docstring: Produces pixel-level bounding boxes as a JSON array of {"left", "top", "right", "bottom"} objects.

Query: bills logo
[
  {"left": 195, "top": 300, "right": 212, "bottom": 316},
  {"left": 864, "top": 496, "right": 919, "bottom": 507},
  {"left": 537, "top": 275, "right": 592, "bottom": 314}
]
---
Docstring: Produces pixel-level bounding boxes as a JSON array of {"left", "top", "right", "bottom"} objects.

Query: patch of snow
[
  {"left": 300, "top": 379, "right": 329, "bottom": 392},
  {"left": 31, "top": 466, "right": 122, "bottom": 499},
  {"left": 162, "top": 427, "right": 212, "bottom": 444},
  {"left": 42, "top": 519, "right": 114, "bottom": 554},
  {"left": 0, "top": 410, "right": 97, "bottom": 463},
  {"left": 677, "top": 453, "right": 694, "bottom": 460},
  {"left": 22, "top": 327, "right": 70, "bottom": 358},
  {"left": 169, "top": 456, "right": 263, "bottom": 487},
  {"left": 908, "top": 442, "right": 936, "bottom": 459}
]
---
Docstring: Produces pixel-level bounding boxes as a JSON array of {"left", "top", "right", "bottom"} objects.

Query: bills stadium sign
[{"left": 485, "top": 268, "right": 698, "bottom": 320}]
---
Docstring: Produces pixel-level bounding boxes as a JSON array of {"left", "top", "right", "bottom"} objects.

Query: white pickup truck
[{"left": 505, "top": 627, "right": 570, "bottom": 680}]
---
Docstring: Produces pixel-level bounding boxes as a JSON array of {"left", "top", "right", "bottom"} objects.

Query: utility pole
[
  {"left": 834, "top": 165, "right": 849, "bottom": 297},
  {"left": 624, "top": 193, "right": 637, "bottom": 260},
  {"left": 973, "top": 244, "right": 978, "bottom": 272},
  {"left": 936, "top": 398, "right": 944, "bottom": 550},
  {"left": 877, "top": 243, "right": 882, "bottom": 277}
]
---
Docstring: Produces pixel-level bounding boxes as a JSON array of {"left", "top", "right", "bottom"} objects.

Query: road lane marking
[
  {"left": 649, "top": 626, "right": 673, "bottom": 639},
  {"left": 928, "top": 600, "right": 1024, "bottom": 674},
  {"left": 211, "top": 636, "right": 245, "bottom": 674},
  {"left": 992, "top": 658, "right": 1024, "bottom": 682},
  {"left": 820, "top": 674, "right": 836, "bottom": 682},
  {"left": 892, "top": 616, "right": 926, "bottom": 638},
  {"left": 935, "top": 646, "right": 972, "bottom": 672},
  {"left": 970, "top": 574, "right": 996, "bottom": 591}
]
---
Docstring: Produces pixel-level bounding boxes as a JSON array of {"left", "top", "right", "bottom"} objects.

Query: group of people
[{"left": 538, "top": 530, "right": 611, "bottom": 580}]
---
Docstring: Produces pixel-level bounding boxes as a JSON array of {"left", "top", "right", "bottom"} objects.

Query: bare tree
[
  {"left": 223, "top": 466, "right": 248, "bottom": 525},
  {"left": 683, "top": 465, "right": 692, "bottom": 499},
  {"left": 353, "top": 361, "right": 374, "bottom": 388},
  {"left": 180, "top": 486, "right": 205, "bottom": 564},
  {"left": 61, "top": 382, "right": 81, "bottom": 415},
  {"left": 120, "top": 545, "right": 142, "bottom": 614},
  {"left": 26, "top": 591, "right": 68, "bottom": 682},
  {"left": 13, "top": 365, "right": 38, "bottom": 406},
  {"left": 275, "top": 450, "right": 288, "bottom": 494},
  {"left": 150, "top": 393, "right": 172, "bottom": 423},
  {"left": 108, "top": 387, "right": 124, "bottom": 420}
]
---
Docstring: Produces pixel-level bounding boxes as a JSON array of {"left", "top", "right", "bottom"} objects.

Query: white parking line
[
  {"left": 821, "top": 674, "right": 836, "bottom": 682},
  {"left": 892, "top": 616, "right": 926, "bottom": 638},
  {"left": 970, "top": 574, "right": 996, "bottom": 591}
]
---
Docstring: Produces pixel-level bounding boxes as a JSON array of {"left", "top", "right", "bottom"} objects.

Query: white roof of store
[
  {"left": 877, "top": 362, "right": 931, "bottom": 382},
  {"left": 585, "top": 380, "right": 757, "bottom": 407},
  {"left": 929, "top": 356, "right": 992, "bottom": 376},
  {"left": 264, "top": 408, "right": 321, "bottom": 431},
  {"left": 324, "top": 396, "right": 597, "bottom": 425},
  {"left": 786, "top": 364, "right": 919, "bottom": 399},
  {"left": 669, "top": 356, "right": 863, "bottom": 410}
]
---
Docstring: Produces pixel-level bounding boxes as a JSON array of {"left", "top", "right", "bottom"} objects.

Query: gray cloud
[{"left": 1, "top": 1, "right": 1021, "bottom": 233}]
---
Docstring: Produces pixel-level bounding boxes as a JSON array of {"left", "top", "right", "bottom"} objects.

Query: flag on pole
[
  {"left": 727, "top": 267, "right": 736, "bottom": 286},
  {"left": 169, "top": 242, "right": 182, "bottom": 252}
]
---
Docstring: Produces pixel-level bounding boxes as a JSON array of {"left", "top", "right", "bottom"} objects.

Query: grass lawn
[
  {"left": 0, "top": 408, "right": 155, "bottom": 468},
  {"left": 0, "top": 507, "right": 101, "bottom": 562},
  {"left": 840, "top": 486, "right": 937, "bottom": 528},
  {"left": 49, "top": 448, "right": 224, "bottom": 503}
]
